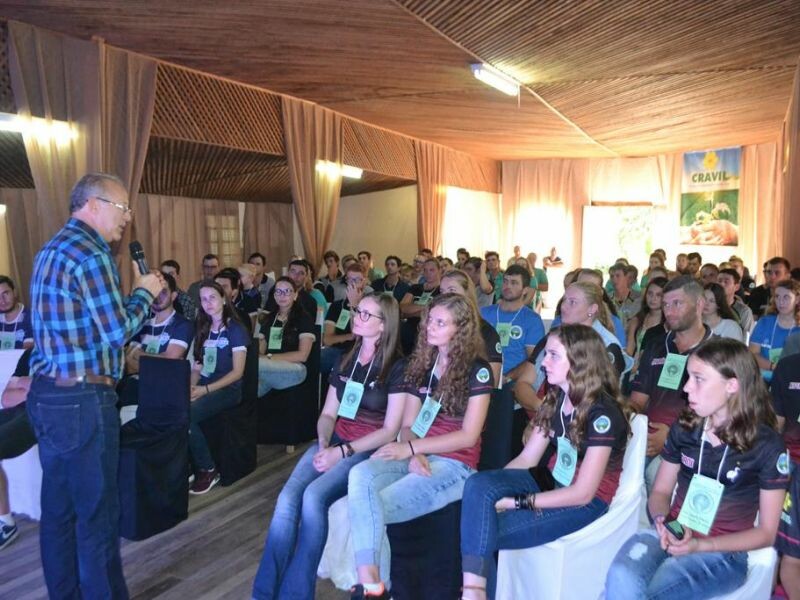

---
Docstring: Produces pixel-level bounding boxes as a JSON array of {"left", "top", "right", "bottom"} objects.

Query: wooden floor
[{"left": 1, "top": 444, "right": 349, "bottom": 600}]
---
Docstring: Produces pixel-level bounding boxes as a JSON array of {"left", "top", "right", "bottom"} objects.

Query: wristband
[
  {"left": 344, "top": 442, "right": 355, "bottom": 457},
  {"left": 205, "top": 385, "right": 210, "bottom": 395},
  {"left": 528, "top": 493, "right": 536, "bottom": 511},
  {"left": 408, "top": 441, "right": 416, "bottom": 456}
]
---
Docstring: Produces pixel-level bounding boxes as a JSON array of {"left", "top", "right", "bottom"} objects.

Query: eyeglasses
[
  {"left": 274, "top": 288, "right": 294, "bottom": 297},
  {"left": 353, "top": 307, "right": 383, "bottom": 322},
  {"left": 95, "top": 196, "right": 133, "bottom": 215}
]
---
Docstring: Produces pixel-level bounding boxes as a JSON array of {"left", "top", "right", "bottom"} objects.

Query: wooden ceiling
[{"left": 1, "top": 0, "right": 798, "bottom": 160}]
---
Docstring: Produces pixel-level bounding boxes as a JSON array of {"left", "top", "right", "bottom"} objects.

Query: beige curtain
[
  {"left": 101, "top": 45, "right": 157, "bottom": 291},
  {"left": 242, "top": 202, "right": 294, "bottom": 276},
  {"left": 652, "top": 153, "right": 682, "bottom": 257},
  {"left": 414, "top": 140, "right": 448, "bottom": 254},
  {"left": 782, "top": 62, "right": 800, "bottom": 268},
  {"left": 7, "top": 20, "right": 102, "bottom": 251},
  {"left": 501, "top": 159, "right": 590, "bottom": 270},
  {"left": 136, "top": 194, "right": 241, "bottom": 285},
  {"left": 0, "top": 188, "right": 38, "bottom": 303},
  {"left": 740, "top": 142, "right": 783, "bottom": 272},
  {"left": 281, "top": 97, "right": 342, "bottom": 272}
]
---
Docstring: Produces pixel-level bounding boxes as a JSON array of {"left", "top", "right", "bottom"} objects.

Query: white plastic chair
[
  {"left": 709, "top": 546, "right": 777, "bottom": 600},
  {"left": 4, "top": 444, "right": 43, "bottom": 520},
  {"left": 496, "top": 414, "right": 648, "bottom": 600}
]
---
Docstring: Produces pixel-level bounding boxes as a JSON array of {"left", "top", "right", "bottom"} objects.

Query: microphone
[{"left": 129, "top": 241, "right": 149, "bottom": 275}]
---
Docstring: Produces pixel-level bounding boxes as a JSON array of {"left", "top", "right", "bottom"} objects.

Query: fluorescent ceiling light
[
  {"left": 315, "top": 160, "right": 363, "bottom": 180},
  {"left": 0, "top": 112, "right": 78, "bottom": 146},
  {"left": 470, "top": 63, "right": 520, "bottom": 96}
]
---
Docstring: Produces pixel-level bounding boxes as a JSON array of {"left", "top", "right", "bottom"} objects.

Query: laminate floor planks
[{"left": 1, "top": 444, "right": 349, "bottom": 600}]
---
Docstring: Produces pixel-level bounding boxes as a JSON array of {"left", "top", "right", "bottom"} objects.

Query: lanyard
[
  {"left": 208, "top": 327, "right": 224, "bottom": 343},
  {"left": 697, "top": 421, "right": 729, "bottom": 482},
  {"left": 349, "top": 346, "right": 376, "bottom": 384},
  {"left": 558, "top": 395, "right": 571, "bottom": 439},
  {"left": 664, "top": 329, "right": 707, "bottom": 356},
  {"left": 496, "top": 305, "right": 523, "bottom": 327},
  {"left": 149, "top": 310, "right": 175, "bottom": 335},
  {"left": 769, "top": 316, "right": 793, "bottom": 348},
  {"left": 271, "top": 313, "right": 287, "bottom": 330},
  {"left": 426, "top": 353, "right": 441, "bottom": 400}
]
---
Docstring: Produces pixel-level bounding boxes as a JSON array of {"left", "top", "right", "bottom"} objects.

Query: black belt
[{"left": 41, "top": 374, "right": 116, "bottom": 388}]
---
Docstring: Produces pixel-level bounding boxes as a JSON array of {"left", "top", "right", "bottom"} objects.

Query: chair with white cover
[
  {"left": 496, "top": 413, "right": 648, "bottom": 600},
  {"left": 708, "top": 546, "right": 777, "bottom": 600}
]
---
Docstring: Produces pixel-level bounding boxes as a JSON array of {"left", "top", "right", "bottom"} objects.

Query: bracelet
[
  {"left": 344, "top": 442, "right": 355, "bottom": 457},
  {"left": 408, "top": 441, "right": 416, "bottom": 456},
  {"left": 528, "top": 492, "right": 536, "bottom": 511},
  {"left": 205, "top": 385, "right": 210, "bottom": 395},
  {"left": 514, "top": 494, "right": 530, "bottom": 510},
  {"left": 337, "top": 444, "right": 346, "bottom": 459}
]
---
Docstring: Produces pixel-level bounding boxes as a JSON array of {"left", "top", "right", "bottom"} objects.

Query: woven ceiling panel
[
  {"left": 152, "top": 63, "right": 285, "bottom": 155},
  {"left": 0, "top": 20, "right": 16, "bottom": 114},
  {"left": 342, "top": 118, "right": 416, "bottom": 180},
  {"left": 444, "top": 146, "right": 499, "bottom": 193},
  {"left": 0, "top": 132, "right": 33, "bottom": 188}
]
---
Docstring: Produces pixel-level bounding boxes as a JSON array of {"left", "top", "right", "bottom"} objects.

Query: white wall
[{"left": 295, "top": 185, "right": 419, "bottom": 266}]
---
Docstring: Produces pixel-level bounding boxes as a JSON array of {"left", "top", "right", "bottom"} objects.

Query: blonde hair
[{"left": 568, "top": 282, "right": 614, "bottom": 332}]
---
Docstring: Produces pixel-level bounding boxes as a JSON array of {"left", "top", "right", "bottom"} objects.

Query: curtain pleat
[{"left": 414, "top": 140, "right": 447, "bottom": 255}]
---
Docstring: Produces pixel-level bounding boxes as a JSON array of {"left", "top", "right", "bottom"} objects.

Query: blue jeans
[
  {"left": 605, "top": 529, "right": 748, "bottom": 600},
  {"left": 257, "top": 358, "right": 307, "bottom": 397},
  {"left": 460, "top": 469, "right": 608, "bottom": 598},
  {"left": 252, "top": 439, "right": 371, "bottom": 600},
  {"left": 348, "top": 455, "right": 475, "bottom": 567},
  {"left": 189, "top": 383, "right": 241, "bottom": 471},
  {"left": 26, "top": 377, "right": 129, "bottom": 600}
]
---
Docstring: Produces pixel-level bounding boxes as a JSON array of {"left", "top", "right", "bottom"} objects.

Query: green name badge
[
  {"left": 0, "top": 331, "right": 15, "bottom": 350},
  {"left": 268, "top": 326, "right": 284, "bottom": 350},
  {"left": 552, "top": 436, "right": 578, "bottom": 486},
  {"left": 496, "top": 322, "right": 511, "bottom": 347},
  {"left": 411, "top": 395, "right": 442, "bottom": 438},
  {"left": 657, "top": 353, "right": 688, "bottom": 390},
  {"left": 336, "top": 308, "right": 351, "bottom": 330},
  {"left": 677, "top": 473, "right": 724, "bottom": 536},
  {"left": 144, "top": 336, "right": 161, "bottom": 355},
  {"left": 769, "top": 347, "right": 783, "bottom": 365},
  {"left": 337, "top": 379, "right": 364, "bottom": 420},
  {"left": 414, "top": 291, "right": 433, "bottom": 306},
  {"left": 201, "top": 345, "right": 218, "bottom": 377}
]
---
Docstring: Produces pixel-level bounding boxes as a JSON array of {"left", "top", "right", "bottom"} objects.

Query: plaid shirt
[{"left": 29, "top": 218, "right": 154, "bottom": 379}]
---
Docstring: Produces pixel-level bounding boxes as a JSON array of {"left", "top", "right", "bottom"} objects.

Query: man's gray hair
[{"left": 69, "top": 173, "right": 126, "bottom": 213}]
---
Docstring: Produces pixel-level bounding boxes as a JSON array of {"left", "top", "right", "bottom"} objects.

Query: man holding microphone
[{"left": 27, "top": 173, "right": 162, "bottom": 599}]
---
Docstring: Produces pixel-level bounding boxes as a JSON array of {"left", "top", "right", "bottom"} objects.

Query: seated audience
[
  {"left": 606, "top": 338, "right": 788, "bottom": 600},
  {"left": 248, "top": 252, "right": 275, "bottom": 309},
  {"left": 609, "top": 263, "right": 641, "bottom": 327},
  {"left": 463, "top": 257, "right": 495, "bottom": 308},
  {"left": 698, "top": 263, "right": 719, "bottom": 286},
  {"left": 257, "top": 277, "right": 315, "bottom": 397},
  {"left": 238, "top": 263, "right": 263, "bottom": 309},
  {"left": 159, "top": 259, "right": 197, "bottom": 320},
  {"left": 319, "top": 250, "right": 345, "bottom": 303},
  {"left": 322, "top": 264, "right": 367, "bottom": 376},
  {"left": 188, "top": 281, "right": 250, "bottom": 494},
  {"left": 629, "top": 276, "right": 712, "bottom": 491},
  {"left": 542, "top": 247, "right": 563, "bottom": 269},
  {"left": 701, "top": 282, "right": 744, "bottom": 342},
  {"left": 371, "top": 255, "right": 410, "bottom": 302},
  {"left": 399, "top": 258, "right": 442, "bottom": 355},
  {"left": 216, "top": 267, "right": 257, "bottom": 333},
  {"left": 0, "top": 349, "right": 35, "bottom": 550},
  {"left": 717, "top": 268, "right": 754, "bottom": 333},
  {"left": 480, "top": 265, "right": 545, "bottom": 385},
  {"left": 572, "top": 269, "right": 628, "bottom": 348},
  {"left": 675, "top": 252, "right": 689, "bottom": 275},
  {"left": 358, "top": 250, "right": 384, "bottom": 284},
  {"left": 187, "top": 253, "right": 220, "bottom": 307},
  {"left": 460, "top": 325, "right": 630, "bottom": 599},
  {"left": 527, "top": 252, "right": 549, "bottom": 292},
  {"left": 685, "top": 252, "right": 702, "bottom": 278},
  {"left": 346, "top": 293, "right": 493, "bottom": 599},
  {"left": 640, "top": 252, "right": 666, "bottom": 287},
  {"left": 748, "top": 257, "right": 791, "bottom": 318},
  {"left": 484, "top": 252, "right": 504, "bottom": 302},
  {"left": 251, "top": 293, "right": 405, "bottom": 600},
  {"left": 0, "top": 276, "right": 33, "bottom": 350},
  {"left": 456, "top": 248, "right": 470, "bottom": 270},
  {"left": 625, "top": 276, "right": 667, "bottom": 360},
  {"left": 748, "top": 279, "right": 800, "bottom": 380},
  {"left": 266, "top": 259, "right": 319, "bottom": 321}
]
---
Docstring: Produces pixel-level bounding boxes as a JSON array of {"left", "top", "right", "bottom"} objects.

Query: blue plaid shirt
[{"left": 29, "top": 218, "right": 154, "bottom": 379}]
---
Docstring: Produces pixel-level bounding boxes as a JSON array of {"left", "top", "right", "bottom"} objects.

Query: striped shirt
[{"left": 29, "top": 218, "right": 154, "bottom": 379}]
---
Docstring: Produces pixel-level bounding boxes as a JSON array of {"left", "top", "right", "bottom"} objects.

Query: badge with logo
[
  {"left": 777, "top": 451, "right": 791, "bottom": 476},
  {"left": 496, "top": 322, "right": 511, "bottom": 347},
  {"left": 553, "top": 437, "right": 578, "bottom": 486},
  {"left": 337, "top": 379, "right": 364, "bottom": 420},
  {"left": 268, "top": 326, "right": 283, "bottom": 350},
  {"left": 593, "top": 415, "right": 611, "bottom": 434},
  {"left": 677, "top": 474, "right": 724, "bottom": 535},
  {"left": 0, "top": 331, "right": 16, "bottom": 350},
  {"left": 411, "top": 395, "right": 442, "bottom": 438},
  {"left": 657, "top": 353, "right": 688, "bottom": 390},
  {"left": 201, "top": 346, "right": 218, "bottom": 377},
  {"left": 476, "top": 367, "right": 491, "bottom": 384},
  {"left": 509, "top": 325, "right": 523, "bottom": 340},
  {"left": 336, "top": 309, "right": 351, "bottom": 330}
]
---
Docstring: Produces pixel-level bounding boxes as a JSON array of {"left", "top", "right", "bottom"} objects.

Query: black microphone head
[{"left": 129, "top": 240, "right": 144, "bottom": 260}]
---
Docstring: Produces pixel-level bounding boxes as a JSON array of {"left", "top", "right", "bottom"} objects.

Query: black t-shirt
[
  {"left": 264, "top": 309, "right": 316, "bottom": 353},
  {"left": 325, "top": 299, "right": 356, "bottom": 352},
  {"left": 631, "top": 326, "right": 714, "bottom": 426},
  {"left": 373, "top": 277, "right": 411, "bottom": 303},
  {"left": 405, "top": 284, "right": 440, "bottom": 318},
  {"left": 747, "top": 285, "right": 771, "bottom": 318},
  {"left": 265, "top": 288, "right": 318, "bottom": 321},
  {"left": 662, "top": 422, "right": 789, "bottom": 536},
  {"left": 330, "top": 356, "right": 406, "bottom": 441},
  {"left": 480, "top": 318, "right": 503, "bottom": 365},
  {"left": 771, "top": 353, "right": 800, "bottom": 459},
  {"left": 545, "top": 391, "right": 627, "bottom": 504}
]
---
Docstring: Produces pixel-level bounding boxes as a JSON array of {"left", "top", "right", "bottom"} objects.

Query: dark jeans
[
  {"left": 460, "top": 469, "right": 608, "bottom": 599},
  {"left": 189, "top": 383, "right": 241, "bottom": 471},
  {"left": 0, "top": 403, "right": 36, "bottom": 459},
  {"left": 26, "top": 377, "right": 128, "bottom": 600}
]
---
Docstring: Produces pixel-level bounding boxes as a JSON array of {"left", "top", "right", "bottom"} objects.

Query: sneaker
[
  {"left": 189, "top": 468, "right": 220, "bottom": 495},
  {"left": 349, "top": 583, "right": 390, "bottom": 600},
  {"left": 0, "top": 522, "right": 19, "bottom": 550}
]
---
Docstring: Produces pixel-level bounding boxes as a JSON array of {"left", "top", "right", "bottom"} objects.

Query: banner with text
[{"left": 680, "top": 147, "right": 741, "bottom": 246}]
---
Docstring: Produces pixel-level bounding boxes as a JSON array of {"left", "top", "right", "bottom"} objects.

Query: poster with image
[{"left": 680, "top": 147, "right": 740, "bottom": 246}]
